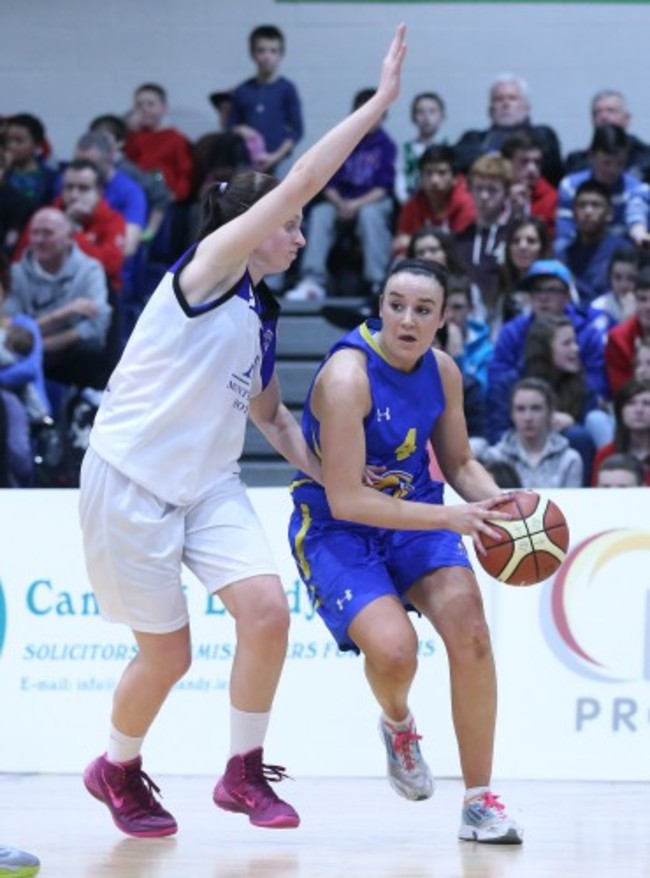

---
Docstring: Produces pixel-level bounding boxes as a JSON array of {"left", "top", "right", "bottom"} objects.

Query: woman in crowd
[
  {"left": 406, "top": 227, "right": 464, "bottom": 271},
  {"left": 496, "top": 217, "right": 551, "bottom": 326},
  {"left": 523, "top": 314, "right": 613, "bottom": 480},
  {"left": 591, "top": 377, "right": 650, "bottom": 485}
]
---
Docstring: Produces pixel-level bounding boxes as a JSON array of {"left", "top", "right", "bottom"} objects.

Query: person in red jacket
[
  {"left": 14, "top": 160, "right": 126, "bottom": 293},
  {"left": 393, "top": 145, "right": 475, "bottom": 256},
  {"left": 57, "top": 159, "right": 126, "bottom": 292},
  {"left": 502, "top": 131, "right": 557, "bottom": 238},
  {"left": 125, "top": 83, "right": 194, "bottom": 203},
  {"left": 606, "top": 265, "right": 650, "bottom": 395}
]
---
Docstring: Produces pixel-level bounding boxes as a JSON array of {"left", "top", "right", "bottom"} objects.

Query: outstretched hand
[{"left": 377, "top": 24, "right": 407, "bottom": 107}]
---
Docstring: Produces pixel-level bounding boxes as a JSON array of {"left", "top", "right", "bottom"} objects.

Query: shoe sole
[
  {"left": 0, "top": 868, "right": 40, "bottom": 878},
  {"left": 388, "top": 776, "right": 434, "bottom": 802},
  {"left": 213, "top": 781, "right": 300, "bottom": 829},
  {"left": 84, "top": 774, "right": 178, "bottom": 838},
  {"left": 458, "top": 826, "right": 523, "bottom": 845}
]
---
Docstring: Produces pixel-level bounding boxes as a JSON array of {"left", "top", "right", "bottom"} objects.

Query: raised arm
[{"left": 180, "top": 25, "right": 408, "bottom": 304}]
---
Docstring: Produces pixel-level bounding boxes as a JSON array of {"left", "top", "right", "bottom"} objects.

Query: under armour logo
[
  {"left": 376, "top": 407, "right": 391, "bottom": 422},
  {"left": 336, "top": 589, "right": 353, "bottom": 611}
]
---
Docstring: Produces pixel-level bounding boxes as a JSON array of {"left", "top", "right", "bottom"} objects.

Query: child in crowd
[
  {"left": 125, "top": 83, "right": 194, "bottom": 203},
  {"left": 0, "top": 319, "right": 49, "bottom": 421},
  {"left": 3, "top": 113, "right": 57, "bottom": 211},
  {"left": 501, "top": 131, "right": 557, "bottom": 237},
  {"left": 394, "top": 145, "right": 475, "bottom": 256},
  {"left": 555, "top": 179, "right": 629, "bottom": 304},
  {"left": 556, "top": 124, "right": 650, "bottom": 252},
  {"left": 590, "top": 246, "right": 640, "bottom": 324},
  {"left": 595, "top": 452, "right": 645, "bottom": 487},
  {"left": 229, "top": 24, "right": 304, "bottom": 177},
  {"left": 285, "top": 88, "right": 396, "bottom": 302},
  {"left": 454, "top": 154, "right": 513, "bottom": 319},
  {"left": 0, "top": 143, "right": 33, "bottom": 263},
  {"left": 478, "top": 377, "right": 583, "bottom": 488},
  {"left": 443, "top": 273, "right": 493, "bottom": 390},
  {"left": 395, "top": 91, "right": 447, "bottom": 202}
]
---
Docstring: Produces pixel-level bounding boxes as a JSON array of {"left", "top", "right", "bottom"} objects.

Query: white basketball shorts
[{"left": 78, "top": 447, "right": 279, "bottom": 633}]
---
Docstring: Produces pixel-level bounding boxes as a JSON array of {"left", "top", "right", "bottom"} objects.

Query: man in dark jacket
[
  {"left": 453, "top": 74, "right": 563, "bottom": 186},
  {"left": 564, "top": 90, "right": 650, "bottom": 180}
]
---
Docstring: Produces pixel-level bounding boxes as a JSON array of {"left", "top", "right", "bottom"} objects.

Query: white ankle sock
[
  {"left": 382, "top": 711, "right": 413, "bottom": 731},
  {"left": 107, "top": 724, "right": 144, "bottom": 764},
  {"left": 230, "top": 707, "right": 271, "bottom": 757},
  {"left": 464, "top": 785, "right": 490, "bottom": 802}
]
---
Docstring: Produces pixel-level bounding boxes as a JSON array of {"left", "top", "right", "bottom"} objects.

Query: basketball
[{"left": 477, "top": 491, "right": 569, "bottom": 586}]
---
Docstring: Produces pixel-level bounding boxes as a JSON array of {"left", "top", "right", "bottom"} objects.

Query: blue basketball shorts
[{"left": 288, "top": 504, "right": 472, "bottom": 653}]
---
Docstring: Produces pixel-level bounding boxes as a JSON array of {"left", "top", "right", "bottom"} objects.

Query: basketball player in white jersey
[{"left": 79, "top": 25, "right": 407, "bottom": 838}]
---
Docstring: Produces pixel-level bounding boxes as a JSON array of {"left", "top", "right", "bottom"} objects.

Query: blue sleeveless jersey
[{"left": 291, "top": 319, "right": 446, "bottom": 517}]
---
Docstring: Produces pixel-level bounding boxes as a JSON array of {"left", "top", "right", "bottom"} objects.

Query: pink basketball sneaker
[
  {"left": 213, "top": 747, "right": 300, "bottom": 829},
  {"left": 83, "top": 754, "right": 178, "bottom": 838}
]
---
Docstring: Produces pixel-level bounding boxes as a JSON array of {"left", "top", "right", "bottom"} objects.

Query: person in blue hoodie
[{"left": 486, "top": 260, "right": 608, "bottom": 444}]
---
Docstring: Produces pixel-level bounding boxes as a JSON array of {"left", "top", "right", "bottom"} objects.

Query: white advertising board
[{"left": 0, "top": 487, "right": 649, "bottom": 780}]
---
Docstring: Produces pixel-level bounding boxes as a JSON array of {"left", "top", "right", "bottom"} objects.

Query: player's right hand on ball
[{"left": 448, "top": 497, "right": 513, "bottom": 555}]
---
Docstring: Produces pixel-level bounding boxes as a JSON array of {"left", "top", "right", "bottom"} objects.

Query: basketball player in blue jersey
[
  {"left": 289, "top": 258, "right": 524, "bottom": 844},
  {"left": 78, "top": 26, "right": 407, "bottom": 839}
]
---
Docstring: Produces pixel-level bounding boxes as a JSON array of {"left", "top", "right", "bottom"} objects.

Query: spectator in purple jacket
[{"left": 285, "top": 88, "right": 397, "bottom": 302}]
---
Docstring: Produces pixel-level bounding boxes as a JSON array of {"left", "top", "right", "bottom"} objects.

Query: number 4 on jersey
[{"left": 395, "top": 428, "right": 417, "bottom": 461}]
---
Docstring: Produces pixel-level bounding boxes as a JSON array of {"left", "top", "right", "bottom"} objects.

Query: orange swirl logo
[{"left": 541, "top": 529, "right": 650, "bottom": 682}]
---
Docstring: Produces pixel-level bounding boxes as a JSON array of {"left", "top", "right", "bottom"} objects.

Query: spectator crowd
[{"left": 1, "top": 24, "right": 649, "bottom": 490}]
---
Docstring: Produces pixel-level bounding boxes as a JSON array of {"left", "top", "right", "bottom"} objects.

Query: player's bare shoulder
[
  {"left": 431, "top": 346, "right": 459, "bottom": 374},
  {"left": 312, "top": 346, "right": 371, "bottom": 418},
  {"left": 431, "top": 347, "right": 463, "bottom": 389}
]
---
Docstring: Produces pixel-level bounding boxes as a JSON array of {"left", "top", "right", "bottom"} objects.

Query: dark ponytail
[{"left": 197, "top": 170, "right": 280, "bottom": 240}]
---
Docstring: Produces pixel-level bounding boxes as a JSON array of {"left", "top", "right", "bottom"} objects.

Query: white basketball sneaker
[
  {"left": 378, "top": 714, "right": 434, "bottom": 801},
  {"left": 459, "top": 791, "right": 523, "bottom": 844}
]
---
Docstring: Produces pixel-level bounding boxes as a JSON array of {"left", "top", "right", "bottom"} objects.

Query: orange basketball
[{"left": 477, "top": 491, "right": 570, "bottom": 586}]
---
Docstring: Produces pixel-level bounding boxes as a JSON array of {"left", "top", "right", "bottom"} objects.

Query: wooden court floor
[{"left": 1, "top": 773, "right": 649, "bottom": 877}]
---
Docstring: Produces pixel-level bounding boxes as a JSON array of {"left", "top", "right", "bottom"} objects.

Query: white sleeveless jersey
[{"left": 90, "top": 250, "right": 279, "bottom": 505}]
